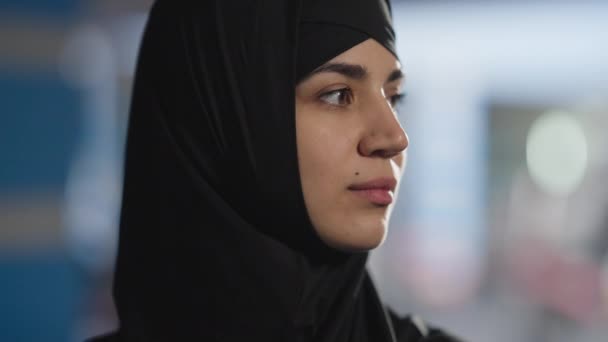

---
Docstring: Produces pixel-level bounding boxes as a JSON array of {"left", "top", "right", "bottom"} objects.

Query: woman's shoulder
[{"left": 388, "top": 310, "right": 466, "bottom": 342}]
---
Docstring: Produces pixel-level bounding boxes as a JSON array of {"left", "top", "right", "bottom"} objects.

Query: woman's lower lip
[{"left": 350, "top": 189, "right": 393, "bottom": 205}]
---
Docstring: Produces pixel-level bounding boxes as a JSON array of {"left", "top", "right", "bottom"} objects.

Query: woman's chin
[{"left": 321, "top": 218, "right": 389, "bottom": 253}]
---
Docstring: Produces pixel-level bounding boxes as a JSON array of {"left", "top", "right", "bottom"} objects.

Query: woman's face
[{"left": 296, "top": 38, "right": 408, "bottom": 252}]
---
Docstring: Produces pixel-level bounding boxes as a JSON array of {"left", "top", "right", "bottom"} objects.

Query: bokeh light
[{"left": 526, "top": 111, "right": 588, "bottom": 196}]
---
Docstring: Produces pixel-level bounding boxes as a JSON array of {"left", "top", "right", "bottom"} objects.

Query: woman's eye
[
  {"left": 319, "top": 88, "right": 353, "bottom": 106},
  {"left": 389, "top": 92, "right": 407, "bottom": 109}
]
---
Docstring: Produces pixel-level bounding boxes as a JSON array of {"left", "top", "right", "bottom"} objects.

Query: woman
[{"left": 91, "top": 0, "right": 463, "bottom": 341}]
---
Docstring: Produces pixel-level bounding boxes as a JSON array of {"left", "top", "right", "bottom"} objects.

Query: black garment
[
  {"left": 90, "top": 0, "right": 464, "bottom": 341},
  {"left": 90, "top": 313, "right": 462, "bottom": 342}
]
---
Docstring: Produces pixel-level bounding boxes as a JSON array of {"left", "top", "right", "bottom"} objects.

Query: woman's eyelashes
[
  {"left": 388, "top": 92, "right": 406, "bottom": 109},
  {"left": 317, "top": 87, "right": 406, "bottom": 110},
  {"left": 319, "top": 88, "right": 353, "bottom": 107}
]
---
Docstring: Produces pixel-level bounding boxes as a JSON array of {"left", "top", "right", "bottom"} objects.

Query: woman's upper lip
[{"left": 347, "top": 177, "right": 397, "bottom": 192}]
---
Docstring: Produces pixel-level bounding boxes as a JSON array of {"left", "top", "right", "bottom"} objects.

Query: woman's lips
[
  {"left": 350, "top": 188, "right": 394, "bottom": 205},
  {"left": 347, "top": 177, "right": 397, "bottom": 206}
]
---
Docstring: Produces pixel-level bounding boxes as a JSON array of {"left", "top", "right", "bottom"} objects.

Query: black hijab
[{"left": 92, "top": 0, "right": 463, "bottom": 341}]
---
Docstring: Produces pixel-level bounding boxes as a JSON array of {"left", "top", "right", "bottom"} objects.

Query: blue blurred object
[
  {"left": 0, "top": 251, "right": 84, "bottom": 342},
  {"left": 0, "top": 0, "right": 81, "bottom": 17},
  {"left": 0, "top": 70, "right": 82, "bottom": 194}
]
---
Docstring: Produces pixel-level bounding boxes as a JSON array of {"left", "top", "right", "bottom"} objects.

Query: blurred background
[{"left": 0, "top": 0, "right": 606, "bottom": 341}]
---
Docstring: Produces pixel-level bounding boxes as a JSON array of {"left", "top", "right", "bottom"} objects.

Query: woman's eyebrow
[
  {"left": 310, "top": 62, "right": 368, "bottom": 80},
  {"left": 386, "top": 69, "right": 404, "bottom": 83}
]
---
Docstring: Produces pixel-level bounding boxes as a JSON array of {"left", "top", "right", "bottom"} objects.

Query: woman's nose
[{"left": 357, "top": 99, "right": 409, "bottom": 158}]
